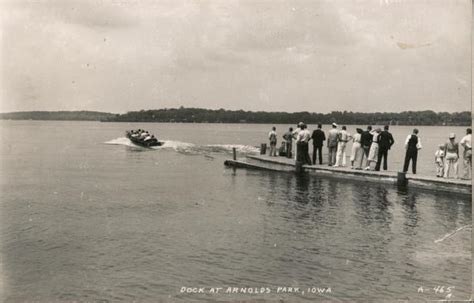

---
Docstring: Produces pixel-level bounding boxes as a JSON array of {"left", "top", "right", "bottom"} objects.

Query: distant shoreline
[{"left": 0, "top": 108, "right": 471, "bottom": 126}]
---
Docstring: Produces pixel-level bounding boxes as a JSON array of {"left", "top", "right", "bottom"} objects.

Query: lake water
[{"left": 0, "top": 121, "right": 471, "bottom": 302}]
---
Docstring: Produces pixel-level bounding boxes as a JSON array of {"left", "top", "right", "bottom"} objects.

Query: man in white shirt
[
  {"left": 292, "top": 122, "right": 303, "bottom": 160},
  {"left": 327, "top": 123, "right": 339, "bottom": 166},
  {"left": 460, "top": 128, "right": 472, "bottom": 179},
  {"left": 334, "top": 126, "right": 352, "bottom": 167},
  {"left": 268, "top": 126, "right": 278, "bottom": 157},
  {"left": 296, "top": 124, "right": 312, "bottom": 164},
  {"left": 402, "top": 128, "right": 422, "bottom": 174}
]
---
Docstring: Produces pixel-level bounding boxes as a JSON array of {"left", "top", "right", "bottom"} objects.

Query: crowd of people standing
[{"left": 268, "top": 123, "right": 472, "bottom": 179}]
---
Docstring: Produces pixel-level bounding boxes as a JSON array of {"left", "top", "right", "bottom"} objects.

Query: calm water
[{"left": 0, "top": 121, "right": 471, "bottom": 302}]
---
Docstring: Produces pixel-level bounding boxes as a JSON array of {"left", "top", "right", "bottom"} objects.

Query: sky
[{"left": 0, "top": 0, "right": 471, "bottom": 114}]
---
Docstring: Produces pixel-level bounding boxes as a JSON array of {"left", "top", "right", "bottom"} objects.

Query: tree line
[
  {"left": 103, "top": 107, "right": 471, "bottom": 126},
  {"left": 0, "top": 108, "right": 471, "bottom": 126},
  {"left": 0, "top": 111, "right": 115, "bottom": 121}
]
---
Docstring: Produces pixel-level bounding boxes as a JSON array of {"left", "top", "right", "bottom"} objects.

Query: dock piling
[
  {"left": 397, "top": 172, "right": 407, "bottom": 187},
  {"left": 295, "top": 161, "right": 303, "bottom": 173},
  {"left": 260, "top": 143, "right": 267, "bottom": 155},
  {"left": 232, "top": 147, "right": 237, "bottom": 160}
]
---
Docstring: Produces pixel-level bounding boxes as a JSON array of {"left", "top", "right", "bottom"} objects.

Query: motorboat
[{"left": 125, "top": 130, "right": 163, "bottom": 147}]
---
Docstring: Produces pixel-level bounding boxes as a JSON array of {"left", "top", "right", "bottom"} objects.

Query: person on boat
[
  {"left": 434, "top": 144, "right": 445, "bottom": 177},
  {"left": 360, "top": 126, "right": 373, "bottom": 168},
  {"left": 334, "top": 126, "right": 352, "bottom": 167},
  {"left": 140, "top": 131, "right": 149, "bottom": 139},
  {"left": 131, "top": 130, "right": 140, "bottom": 137},
  {"left": 311, "top": 124, "right": 326, "bottom": 165},
  {"left": 350, "top": 128, "right": 363, "bottom": 169},
  {"left": 283, "top": 127, "right": 294, "bottom": 158},
  {"left": 375, "top": 125, "right": 394, "bottom": 171},
  {"left": 296, "top": 124, "right": 312, "bottom": 165},
  {"left": 460, "top": 128, "right": 472, "bottom": 179},
  {"left": 443, "top": 133, "right": 459, "bottom": 179},
  {"left": 144, "top": 134, "right": 154, "bottom": 141},
  {"left": 403, "top": 128, "right": 422, "bottom": 174},
  {"left": 327, "top": 123, "right": 339, "bottom": 166},
  {"left": 292, "top": 122, "right": 304, "bottom": 160},
  {"left": 365, "top": 127, "right": 381, "bottom": 170},
  {"left": 268, "top": 127, "right": 278, "bottom": 157}
]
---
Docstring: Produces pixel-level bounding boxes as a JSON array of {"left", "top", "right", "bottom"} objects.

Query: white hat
[
  {"left": 298, "top": 122, "right": 304, "bottom": 126},
  {"left": 332, "top": 122, "right": 337, "bottom": 127},
  {"left": 449, "top": 133, "right": 456, "bottom": 139}
]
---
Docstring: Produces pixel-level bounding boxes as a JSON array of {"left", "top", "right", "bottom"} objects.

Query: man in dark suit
[
  {"left": 311, "top": 124, "right": 326, "bottom": 165},
  {"left": 375, "top": 125, "right": 395, "bottom": 171},
  {"left": 360, "top": 125, "right": 373, "bottom": 167}
]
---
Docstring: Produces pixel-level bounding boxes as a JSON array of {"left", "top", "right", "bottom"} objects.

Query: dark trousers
[
  {"left": 375, "top": 147, "right": 389, "bottom": 171},
  {"left": 286, "top": 142, "right": 292, "bottom": 158},
  {"left": 403, "top": 149, "right": 418, "bottom": 174},
  {"left": 312, "top": 145, "right": 323, "bottom": 165},
  {"left": 297, "top": 142, "right": 312, "bottom": 165},
  {"left": 361, "top": 146, "right": 370, "bottom": 167}
]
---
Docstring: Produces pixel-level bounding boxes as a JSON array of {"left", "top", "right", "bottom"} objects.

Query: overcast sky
[{"left": 0, "top": 0, "right": 471, "bottom": 114}]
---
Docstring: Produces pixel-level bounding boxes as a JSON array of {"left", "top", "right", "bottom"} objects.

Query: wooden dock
[{"left": 224, "top": 154, "right": 472, "bottom": 195}]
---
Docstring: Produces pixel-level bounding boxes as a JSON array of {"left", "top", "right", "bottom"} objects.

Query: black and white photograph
[{"left": 0, "top": 0, "right": 472, "bottom": 301}]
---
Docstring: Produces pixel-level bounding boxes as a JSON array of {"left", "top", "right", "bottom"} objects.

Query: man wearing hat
[
  {"left": 292, "top": 122, "right": 304, "bottom": 160},
  {"left": 327, "top": 123, "right": 339, "bottom": 166},
  {"left": 444, "top": 133, "right": 459, "bottom": 178},
  {"left": 296, "top": 123, "right": 312, "bottom": 165}
]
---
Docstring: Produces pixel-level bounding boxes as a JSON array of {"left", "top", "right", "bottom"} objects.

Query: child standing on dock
[
  {"left": 435, "top": 144, "right": 445, "bottom": 177},
  {"left": 268, "top": 127, "right": 278, "bottom": 157}
]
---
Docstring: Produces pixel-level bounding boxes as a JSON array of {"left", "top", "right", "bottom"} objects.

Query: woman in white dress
[
  {"left": 350, "top": 128, "right": 363, "bottom": 169},
  {"left": 365, "top": 128, "right": 381, "bottom": 170}
]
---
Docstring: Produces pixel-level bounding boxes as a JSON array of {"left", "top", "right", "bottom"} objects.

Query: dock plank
[{"left": 226, "top": 154, "right": 471, "bottom": 195}]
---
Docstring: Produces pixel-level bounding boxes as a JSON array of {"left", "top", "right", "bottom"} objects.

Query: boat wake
[{"left": 105, "top": 137, "right": 259, "bottom": 157}]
